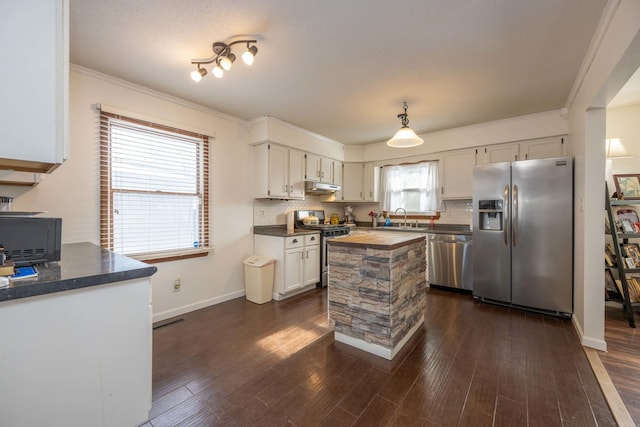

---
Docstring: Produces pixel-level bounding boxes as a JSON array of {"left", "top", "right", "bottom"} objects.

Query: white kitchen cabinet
[
  {"left": 520, "top": 136, "right": 566, "bottom": 160},
  {"left": 255, "top": 232, "right": 320, "bottom": 299},
  {"left": 305, "top": 153, "right": 334, "bottom": 183},
  {"left": 475, "top": 137, "right": 567, "bottom": 165},
  {"left": 440, "top": 149, "right": 476, "bottom": 199},
  {"left": 0, "top": 0, "right": 69, "bottom": 173},
  {"left": 253, "top": 143, "right": 305, "bottom": 199},
  {"left": 342, "top": 163, "right": 363, "bottom": 201},
  {"left": 476, "top": 142, "right": 520, "bottom": 164},
  {"left": 341, "top": 162, "right": 379, "bottom": 202},
  {"left": 333, "top": 160, "right": 343, "bottom": 200},
  {"left": 363, "top": 162, "right": 380, "bottom": 201},
  {"left": 0, "top": 277, "right": 152, "bottom": 427}
]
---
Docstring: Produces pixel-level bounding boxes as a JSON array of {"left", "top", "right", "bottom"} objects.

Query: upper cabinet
[
  {"left": 305, "top": 154, "right": 334, "bottom": 183},
  {"left": 440, "top": 149, "right": 476, "bottom": 200},
  {"left": 0, "top": 0, "right": 69, "bottom": 173},
  {"left": 475, "top": 136, "right": 567, "bottom": 164},
  {"left": 253, "top": 144, "right": 305, "bottom": 199},
  {"left": 476, "top": 142, "right": 520, "bottom": 164},
  {"left": 440, "top": 136, "right": 568, "bottom": 200},
  {"left": 520, "top": 136, "right": 566, "bottom": 160},
  {"left": 340, "top": 163, "right": 379, "bottom": 202}
]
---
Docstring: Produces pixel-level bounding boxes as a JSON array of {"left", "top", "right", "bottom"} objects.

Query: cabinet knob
[{"left": 292, "top": 239, "right": 298, "bottom": 243}]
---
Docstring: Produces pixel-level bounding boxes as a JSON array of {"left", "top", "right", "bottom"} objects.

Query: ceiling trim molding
[
  {"left": 70, "top": 63, "right": 247, "bottom": 126},
  {"left": 564, "top": 0, "right": 622, "bottom": 111}
]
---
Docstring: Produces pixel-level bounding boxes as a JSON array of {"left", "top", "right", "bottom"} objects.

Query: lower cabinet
[{"left": 255, "top": 233, "right": 320, "bottom": 299}]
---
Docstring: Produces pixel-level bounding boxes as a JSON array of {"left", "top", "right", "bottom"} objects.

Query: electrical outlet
[
  {"left": 259, "top": 210, "right": 265, "bottom": 217},
  {"left": 173, "top": 278, "right": 181, "bottom": 292}
]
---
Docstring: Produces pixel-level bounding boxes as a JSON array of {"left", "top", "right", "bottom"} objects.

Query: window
[
  {"left": 380, "top": 161, "right": 440, "bottom": 213},
  {"left": 100, "top": 109, "right": 209, "bottom": 262}
]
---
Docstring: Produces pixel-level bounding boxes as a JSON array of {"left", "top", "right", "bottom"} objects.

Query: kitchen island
[
  {"left": 0, "top": 242, "right": 157, "bottom": 427},
  {"left": 327, "top": 232, "right": 426, "bottom": 360}
]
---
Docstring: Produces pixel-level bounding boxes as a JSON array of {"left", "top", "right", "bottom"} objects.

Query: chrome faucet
[{"left": 394, "top": 208, "right": 407, "bottom": 227}]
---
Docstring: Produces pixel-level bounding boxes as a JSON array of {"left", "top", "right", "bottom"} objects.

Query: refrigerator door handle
[
  {"left": 503, "top": 184, "right": 510, "bottom": 246},
  {"left": 513, "top": 184, "right": 518, "bottom": 246}
]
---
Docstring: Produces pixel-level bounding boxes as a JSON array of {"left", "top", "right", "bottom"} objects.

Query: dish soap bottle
[{"left": 384, "top": 216, "right": 391, "bottom": 227}]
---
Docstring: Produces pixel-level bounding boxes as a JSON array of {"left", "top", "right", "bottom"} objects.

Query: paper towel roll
[{"left": 287, "top": 211, "right": 294, "bottom": 232}]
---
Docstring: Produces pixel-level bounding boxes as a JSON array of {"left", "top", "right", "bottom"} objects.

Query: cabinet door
[
  {"left": 440, "top": 149, "right": 475, "bottom": 199},
  {"left": 363, "top": 163, "right": 379, "bottom": 201},
  {"left": 303, "top": 244, "right": 320, "bottom": 286},
  {"left": 478, "top": 143, "right": 520, "bottom": 164},
  {"left": 284, "top": 248, "right": 303, "bottom": 292},
  {"left": 333, "top": 160, "right": 343, "bottom": 200},
  {"left": 305, "top": 153, "right": 321, "bottom": 182},
  {"left": 320, "top": 157, "right": 333, "bottom": 183},
  {"left": 268, "top": 145, "right": 289, "bottom": 198},
  {"left": 288, "top": 149, "right": 305, "bottom": 198},
  {"left": 520, "top": 136, "right": 566, "bottom": 160},
  {"left": 342, "top": 163, "right": 364, "bottom": 201},
  {"left": 0, "top": 0, "right": 68, "bottom": 172}
]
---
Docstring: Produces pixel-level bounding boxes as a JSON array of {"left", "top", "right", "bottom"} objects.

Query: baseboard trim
[
  {"left": 152, "top": 290, "right": 245, "bottom": 322},
  {"left": 584, "top": 347, "right": 635, "bottom": 427},
  {"left": 334, "top": 316, "right": 424, "bottom": 361},
  {"left": 572, "top": 316, "right": 607, "bottom": 351}
]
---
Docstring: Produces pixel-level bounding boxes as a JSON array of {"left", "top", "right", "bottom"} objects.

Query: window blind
[{"left": 100, "top": 111, "right": 209, "bottom": 261}]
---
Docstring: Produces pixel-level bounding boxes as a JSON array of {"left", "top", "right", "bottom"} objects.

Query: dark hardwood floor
[
  {"left": 143, "top": 288, "right": 616, "bottom": 426},
  {"left": 601, "top": 303, "right": 640, "bottom": 424}
]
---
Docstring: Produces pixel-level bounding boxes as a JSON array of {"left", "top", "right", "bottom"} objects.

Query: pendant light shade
[{"left": 387, "top": 102, "right": 424, "bottom": 148}]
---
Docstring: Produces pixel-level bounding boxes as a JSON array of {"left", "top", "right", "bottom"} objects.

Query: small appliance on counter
[{"left": 0, "top": 216, "right": 62, "bottom": 266}]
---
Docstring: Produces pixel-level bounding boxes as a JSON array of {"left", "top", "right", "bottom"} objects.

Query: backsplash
[
  {"left": 253, "top": 197, "right": 473, "bottom": 227},
  {"left": 253, "top": 197, "right": 340, "bottom": 226}
]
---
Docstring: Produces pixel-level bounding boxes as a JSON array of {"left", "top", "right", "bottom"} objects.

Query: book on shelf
[{"left": 10, "top": 265, "right": 38, "bottom": 281}]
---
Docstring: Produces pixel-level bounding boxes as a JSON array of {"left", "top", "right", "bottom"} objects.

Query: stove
[{"left": 294, "top": 210, "right": 350, "bottom": 287}]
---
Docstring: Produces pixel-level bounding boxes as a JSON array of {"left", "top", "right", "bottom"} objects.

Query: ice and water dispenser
[{"left": 478, "top": 200, "right": 503, "bottom": 231}]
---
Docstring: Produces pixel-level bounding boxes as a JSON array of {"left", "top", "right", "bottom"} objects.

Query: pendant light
[{"left": 387, "top": 102, "right": 423, "bottom": 148}]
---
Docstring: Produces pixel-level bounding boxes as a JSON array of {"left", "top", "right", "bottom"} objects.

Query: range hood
[{"left": 304, "top": 181, "right": 340, "bottom": 194}]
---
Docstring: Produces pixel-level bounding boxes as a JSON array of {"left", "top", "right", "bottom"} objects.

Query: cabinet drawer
[
  {"left": 285, "top": 236, "right": 304, "bottom": 249},
  {"left": 305, "top": 234, "right": 320, "bottom": 246}
]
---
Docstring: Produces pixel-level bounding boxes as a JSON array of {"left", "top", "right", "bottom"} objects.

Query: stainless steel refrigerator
[{"left": 472, "top": 157, "right": 573, "bottom": 316}]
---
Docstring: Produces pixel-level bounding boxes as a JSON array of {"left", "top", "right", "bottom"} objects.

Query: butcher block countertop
[{"left": 328, "top": 232, "right": 425, "bottom": 250}]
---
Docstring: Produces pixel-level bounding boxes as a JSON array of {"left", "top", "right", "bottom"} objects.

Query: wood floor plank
[{"left": 145, "top": 287, "right": 621, "bottom": 427}]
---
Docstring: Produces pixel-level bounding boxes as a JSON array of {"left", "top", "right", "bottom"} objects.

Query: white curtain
[{"left": 381, "top": 161, "right": 441, "bottom": 212}]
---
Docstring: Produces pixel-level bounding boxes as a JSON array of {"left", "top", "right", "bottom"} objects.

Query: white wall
[
  {"left": 567, "top": 0, "right": 640, "bottom": 350},
  {"left": 607, "top": 103, "right": 640, "bottom": 185},
  {"left": 8, "top": 66, "right": 255, "bottom": 322},
  {"left": 346, "top": 110, "right": 568, "bottom": 163}
]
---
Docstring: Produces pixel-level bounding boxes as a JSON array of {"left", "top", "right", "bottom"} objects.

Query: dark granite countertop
[
  {"left": 0, "top": 242, "right": 158, "bottom": 303},
  {"left": 253, "top": 225, "right": 321, "bottom": 237},
  {"left": 356, "top": 223, "right": 472, "bottom": 236}
]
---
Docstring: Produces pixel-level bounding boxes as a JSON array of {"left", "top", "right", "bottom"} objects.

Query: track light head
[
  {"left": 242, "top": 45, "right": 258, "bottom": 66},
  {"left": 190, "top": 66, "right": 207, "bottom": 82},
  {"left": 220, "top": 53, "right": 235, "bottom": 71}
]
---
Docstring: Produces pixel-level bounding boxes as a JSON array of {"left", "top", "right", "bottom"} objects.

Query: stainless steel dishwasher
[{"left": 428, "top": 234, "right": 473, "bottom": 290}]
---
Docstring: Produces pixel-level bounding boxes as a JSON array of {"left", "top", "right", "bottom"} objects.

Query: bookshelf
[{"left": 605, "top": 182, "right": 640, "bottom": 328}]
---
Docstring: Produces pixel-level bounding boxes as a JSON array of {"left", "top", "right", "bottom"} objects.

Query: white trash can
[{"left": 243, "top": 255, "right": 276, "bottom": 304}]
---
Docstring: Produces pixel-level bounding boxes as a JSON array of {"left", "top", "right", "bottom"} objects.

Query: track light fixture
[
  {"left": 387, "top": 102, "right": 424, "bottom": 148},
  {"left": 190, "top": 39, "right": 258, "bottom": 82}
]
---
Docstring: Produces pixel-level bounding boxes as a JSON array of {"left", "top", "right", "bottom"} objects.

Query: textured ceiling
[{"left": 69, "top": 0, "right": 613, "bottom": 144}]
